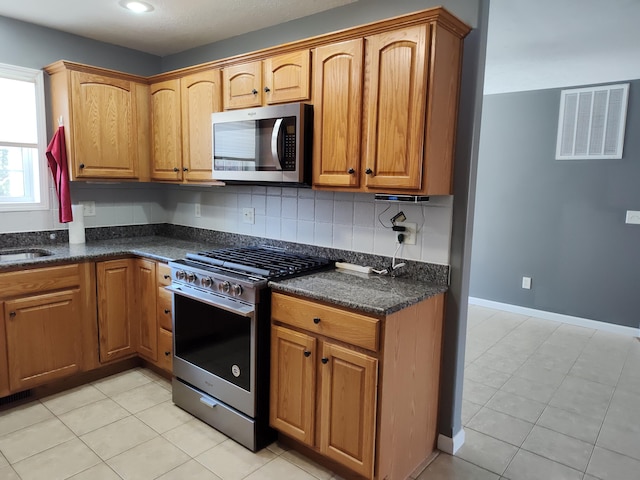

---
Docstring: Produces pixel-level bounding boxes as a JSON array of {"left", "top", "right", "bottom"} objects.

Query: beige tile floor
[
  {"left": 1, "top": 305, "right": 638, "bottom": 480},
  {"left": 418, "top": 305, "right": 640, "bottom": 480}
]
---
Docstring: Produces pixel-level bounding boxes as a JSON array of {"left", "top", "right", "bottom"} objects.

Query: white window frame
[{"left": 0, "top": 63, "right": 49, "bottom": 211}]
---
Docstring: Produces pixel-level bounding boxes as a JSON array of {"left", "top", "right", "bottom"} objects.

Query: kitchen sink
[{"left": 0, "top": 248, "right": 53, "bottom": 262}]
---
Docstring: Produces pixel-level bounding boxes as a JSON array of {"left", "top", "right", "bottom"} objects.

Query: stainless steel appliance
[
  {"left": 167, "top": 246, "right": 331, "bottom": 451},
  {"left": 212, "top": 103, "right": 312, "bottom": 185}
]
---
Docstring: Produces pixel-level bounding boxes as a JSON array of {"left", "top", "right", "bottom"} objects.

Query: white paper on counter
[{"left": 69, "top": 204, "right": 85, "bottom": 244}]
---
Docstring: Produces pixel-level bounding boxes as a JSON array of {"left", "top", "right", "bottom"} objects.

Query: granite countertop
[
  {"left": 0, "top": 236, "right": 224, "bottom": 271},
  {"left": 269, "top": 269, "right": 448, "bottom": 316}
]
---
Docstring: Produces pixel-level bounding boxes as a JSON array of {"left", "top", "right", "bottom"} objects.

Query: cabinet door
[
  {"left": 97, "top": 259, "right": 136, "bottom": 362},
  {"left": 134, "top": 259, "right": 157, "bottom": 362},
  {"left": 151, "top": 79, "right": 183, "bottom": 181},
  {"left": 312, "top": 40, "right": 363, "bottom": 188},
  {"left": 0, "top": 301, "right": 10, "bottom": 396},
  {"left": 263, "top": 50, "right": 310, "bottom": 104},
  {"left": 4, "top": 290, "right": 82, "bottom": 391},
  {"left": 223, "top": 62, "right": 262, "bottom": 109},
  {"left": 70, "top": 71, "right": 138, "bottom": 179},
  {"left": 181, "top": 70, "right": 222, "bottom": 181},
  {"left": 362, "top": 25, "right": 429, "bottom": 191},
  {"left": 318, "top": 342, "right": 378, "bottom": 479},
  {"left": 157, "top": 328, "right": 173, "bottom": 373},
  {"left": 270, "top": 325, "right": 316, "bottom": 446}
]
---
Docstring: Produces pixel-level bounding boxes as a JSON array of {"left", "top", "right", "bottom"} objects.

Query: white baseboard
[
  {"left": 468, "top": 297, "right": 640, "bottom": 338},
  {"left": 437, "top": 428, "right": 465, "bottom": 455}
]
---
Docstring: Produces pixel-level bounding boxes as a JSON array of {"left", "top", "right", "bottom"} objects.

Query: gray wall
[
  {"left": 470, "top": 82, "right": 640, "bottom": 328},
  {"left": 162, "top": 0, "right": 479, "bottom": 71},
  {"left": 0, "top": 15, "right": 160, "bottom": 75}
]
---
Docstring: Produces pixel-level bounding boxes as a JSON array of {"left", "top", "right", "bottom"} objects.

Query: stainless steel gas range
[{"left": 167, "top": 246, "right": 331, "bottom": 451}]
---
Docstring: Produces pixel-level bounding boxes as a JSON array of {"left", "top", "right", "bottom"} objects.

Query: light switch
[{"left": 625, "top": 210, "right": 640, "bottom": 224}]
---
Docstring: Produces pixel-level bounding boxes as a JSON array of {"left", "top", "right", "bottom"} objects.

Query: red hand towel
[{"left": 46, "top": 126, "right": 73, "bottom": 223}]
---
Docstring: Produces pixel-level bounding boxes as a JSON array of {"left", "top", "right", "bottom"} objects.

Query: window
[{"left": 0, "top": 63, "right": 48, "bottom": 211}]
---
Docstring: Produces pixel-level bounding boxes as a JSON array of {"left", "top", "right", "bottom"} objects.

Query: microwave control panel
[{"left": 282, "top": 123, "right": 296, "bottom": 171}]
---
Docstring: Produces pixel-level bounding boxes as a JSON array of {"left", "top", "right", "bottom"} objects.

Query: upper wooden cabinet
[
  {"left": 150, "top": 70, "right": 222, "bottom": 183},
  {"left": 313, "top": 16, "right": 468, "bottom": 194},
  {"left": 312, "top": 39, "right": 364, "bottom": 188},
  {"left": 44, "top": 61, "right": 149, "bottom": 181},
  {"left": 223, "top": 50, "right": 310, "bottom": 109}
]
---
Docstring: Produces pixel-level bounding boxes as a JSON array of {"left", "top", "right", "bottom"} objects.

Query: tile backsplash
[{"left": 1, "top": 182, "right": 453, "bottom": 265}]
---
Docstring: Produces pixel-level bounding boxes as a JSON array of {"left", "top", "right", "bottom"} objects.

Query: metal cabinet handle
[
  {"left": 164, "top": 350, "right": 171, "bottom": 356},
  {"left": 9, "top": 311, "right": 16, "bottom": 318},
  {"left": 321, "top": 358, "right": 329, "bottom": 364},
  {"left": 183, "top": 167, "right": 188, "bottom": 172},
  {"left": 365, "top": 168, "right": 373, "bottom": 175},
  {"left": 79, "top": 163, "right": 85, "bottom": 169},
  {"left": 313, "top": 317, "right": 321, "bottom": 324},
  {"left": 163, "top": 275, "right": 171, "bottom": 280},
  {"left": 164, "top": 309, "right": 170, "bottom": 314},
  {"left": 251, "top": 89, "right": 258, "bottom": 95},
  {"left": 348, "top": 168, "right": 355, "bottom": 174},
  {"left": 264, "top": 86, "right": 271, "bottom": 93},
  {"left": 304, "top": 351, "right": 311, "bottom": 357},
  {"left": 173, "top": 167, "right": 179, "bottom": 172}
]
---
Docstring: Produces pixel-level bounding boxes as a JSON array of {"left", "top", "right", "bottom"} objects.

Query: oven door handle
[{"left": 166, "top": 285, "right": 255, "bottom": 317}]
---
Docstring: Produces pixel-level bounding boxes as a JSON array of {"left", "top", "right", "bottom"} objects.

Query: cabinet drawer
[
  {"left": 157, "top": 263, "right": 172, "bottom": 286},
  {"left": 271, "top": 293, "right": 379, "bottom": 351},
  {"left": 157, "top": 328, "right": 173, "bottom": 372},
  {"left": 157, "top": 287, "right": 172, "bottom": 331},
  {"left": 0, "top": 264, "right": 81, "bottom": 298}
]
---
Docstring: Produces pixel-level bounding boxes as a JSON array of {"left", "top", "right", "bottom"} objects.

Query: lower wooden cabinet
[
  {"left": 134, "top": 258, "right": 158, "bottom": 362},
  {"left": 270, "top": 291, "right": 444, "bottom": 480},
  {"left": 97, "top": 259, "right": 136, "bottom": 362},
  {"left": 0, "top": 263, "right": 97, "bottom": 395}
]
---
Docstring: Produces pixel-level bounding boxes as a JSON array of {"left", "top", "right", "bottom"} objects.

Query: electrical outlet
[
  {"left": 82, "top": 201, "right": 95, "bottom": 216},
  {"left": 195, "top": 203, "right": 201, "bottom": 218},
  {"left": 626, "top": 210, "right": 640, "bottom": 224},
  {"left": 242, "top": 207, "right": 255, "bottom": 224},
  {"left": 522, "top": 276, "right": 532, "bottom": 289},
  {"left": 396, "top": 222, "right": 417, "bottom": 245}
]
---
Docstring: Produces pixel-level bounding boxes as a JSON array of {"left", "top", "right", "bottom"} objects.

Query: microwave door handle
[{"left": 271, "top": 118, "right": 284, "bottom": 168}]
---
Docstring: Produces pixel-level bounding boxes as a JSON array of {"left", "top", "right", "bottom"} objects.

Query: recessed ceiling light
[{"left": 119, "top": 0, "right": 154, "bottom": 13}]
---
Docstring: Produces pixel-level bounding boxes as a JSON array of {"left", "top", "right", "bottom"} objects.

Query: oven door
[{"left": 168, "top": 285, "right": 256, "bottom": 418}]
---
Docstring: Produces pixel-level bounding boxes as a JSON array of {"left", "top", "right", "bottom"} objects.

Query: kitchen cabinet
[
  {"left": 134, "top": 258, "right": 157, "bottom": 362},
  {"left": 150, "top": 70, "right": 223, "bottom": 183},
  {"left": 312, "top": 39, "right": 364, "bottom": 188},
  {"left": 223, "top": 50, "right": 310, "bottom": 109},
  {"left": 270, "top": 291, "right": 445, "bottom": 480},
  {"left": 313, "top": 18, "right": 467, "bottom": 195},
  {"left": 0, "top": 263, "right": 97, "bottom": 394},
  {"left": 44, "top": 61, "right": 149, "bottom": 181},
  {"left": 155, "top": 262, "right": 173, "bottom": 373},
  {"left": 97, "top": 259, "right": 136, "bottom": 362}
]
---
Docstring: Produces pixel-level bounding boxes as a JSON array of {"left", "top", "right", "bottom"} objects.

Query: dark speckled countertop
[
  {"left": 269, "top": 269, "right": 447, "bottom": 316},
  {"left": 0, "top": 228, "right": 448, "bottom": 315},
  {"left": 0, "top": 236, "right": 223, "bottom": 271}
]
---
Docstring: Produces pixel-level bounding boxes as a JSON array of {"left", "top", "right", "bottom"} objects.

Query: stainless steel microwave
[{"left": 212, "top": 103, "right": 312, "bottom": 185}]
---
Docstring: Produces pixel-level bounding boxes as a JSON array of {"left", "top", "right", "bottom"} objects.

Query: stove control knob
[
  {"left": 201, "top": 277, "right": 213, "bottom": 288},
  {"left": 187, "top": 273, "right": 197, "bottom": 283},
  {"left": 231, "top": 284, "right": 243, "bottom": 296},
  {"left": 219, "top": 281, "right": 231, "bottom": 293},
  {"left": 176, "top": 270, "right": 187, "bottom": 280}
]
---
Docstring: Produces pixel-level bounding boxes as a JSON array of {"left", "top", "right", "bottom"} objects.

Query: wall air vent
[{"left": 556, "top": 83, "right": 629, "bottom": 160}]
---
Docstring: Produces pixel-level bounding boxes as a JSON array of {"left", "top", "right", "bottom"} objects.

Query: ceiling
[{"left": 0, "top": 0, "right": 357, "bottom": 56}]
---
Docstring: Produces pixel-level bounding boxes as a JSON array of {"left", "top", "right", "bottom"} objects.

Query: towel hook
[{"left": 58, "top": 116, "right": 64, "bottom": 127}]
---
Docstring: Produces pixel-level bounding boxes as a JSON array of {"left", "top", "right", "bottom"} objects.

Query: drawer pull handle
[
  {"left": 304, "top": 351, "right": 311, "bottom": 357},
  {"left": 313, "top": 317, "right": 321, "bottom": 324},
  {"left": 321, "top": 357, "right": 329, "bottom": 364},
  {"left": 164, "top": 309, "right": 170, "bottom": 314},
  {"left": 163, "top": 275, "right": 171, "bottom": 280},
  {"left": 199, "top": 396, "right": 217, "bottom": 408},
  {"left": 9, "top": 311, "right": 16, "bottom": 318},
  {"left": 165, "top": 351, "right": 171, "bottom": 356}
]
